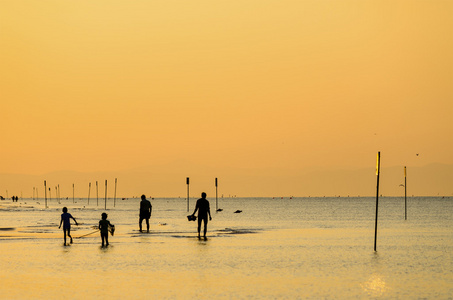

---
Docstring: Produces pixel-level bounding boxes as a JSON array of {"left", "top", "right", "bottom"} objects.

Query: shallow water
[{"left": 0, "top": 197, "right": 452, "bottom": 299}]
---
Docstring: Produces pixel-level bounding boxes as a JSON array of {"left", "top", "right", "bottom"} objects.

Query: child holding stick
[{"left": 59, "top": 207, "right": 78, "bottom": 245}]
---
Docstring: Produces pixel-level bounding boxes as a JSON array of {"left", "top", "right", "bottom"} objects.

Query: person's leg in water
[
  {"left": 197, "top": 217, "right": 202, "bottom": 238},
  {"left": 139, "top": 216, "right": 143, "bottom": 232},
  {"left": 63, "top": 228, "right": 67, "bottom": 245},
  {"left": 203, "top": 217, "right": 208, "bottom": 238},
  {"left": 145, "top": 218, "right": 150, "bottom": 233},
  {"left": 101, "top": 232, "right": 109, "bottom": 247},
  {"left": 67, "top": 227, "right": 73, "bottom": 244}
]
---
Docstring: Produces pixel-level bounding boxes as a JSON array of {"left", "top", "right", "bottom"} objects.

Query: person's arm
[
  {"left": 192, "top": 201, "right": 199, "bottom": 216},
  {"left": 59, "top": 217, "right": 63, "bottom": 229},
  {"left": 99, "top": 221, "right": 102, "bottom": 230},
  {"left": 72, "top": 216, "right": 78, "bottom": 226},
  {"left": 208, "top": 203, "right": 212, "bottom": 220}
]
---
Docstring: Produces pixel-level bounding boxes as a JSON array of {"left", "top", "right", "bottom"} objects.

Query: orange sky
[{"left": 1, "top": 1, "right": 452, "bottom": 196}]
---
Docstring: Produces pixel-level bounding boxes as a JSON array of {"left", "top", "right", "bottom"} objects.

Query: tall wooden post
[
  {"left": 186, "top": 177, "right": 190, "bottom": 212},
  {"left": 96, "top": 181, "right": 99, "bottom": 206},
  {"left": 88, "top": 182, "right": 91, "bottom": 205},
  {"left": 374, "top": 152, "right": 381, "bottom": 252},
  {"left": 44, "top": 180, "right": 47, "bottom": 208},
  {"left": 105, "top": 180, "right": 107, "bottom": 210},
  {"left": 404, "top": 166, "right": 407, "bottom": 220},
  {"left": 114, "top": 178, "right": 117, "bottom": 207},
  {"left": 215, "top": 178, "right": 218, "bottom": 211},
  {"left": 73, "top": 183, "right": 75, "bottom": 203}
]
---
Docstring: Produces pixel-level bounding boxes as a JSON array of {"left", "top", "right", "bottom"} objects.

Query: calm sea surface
[{"left": 0, "top": 197, "right": 452, "bottom": 299}]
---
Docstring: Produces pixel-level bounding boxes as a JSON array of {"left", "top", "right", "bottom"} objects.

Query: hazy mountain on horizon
[{"left": 1, "top": 163, "right": 452, "bottom": 198}]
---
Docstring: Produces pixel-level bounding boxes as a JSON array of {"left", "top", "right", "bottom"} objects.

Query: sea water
[{"left": 0, "top": 197, "right": 452, "bottom": 299}]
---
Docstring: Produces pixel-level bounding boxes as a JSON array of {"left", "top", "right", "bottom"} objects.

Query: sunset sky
[{"left": 1, "top": 1, "right": 452, "bottom": 197}]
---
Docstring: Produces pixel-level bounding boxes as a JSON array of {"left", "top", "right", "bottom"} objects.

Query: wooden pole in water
[
  {"left": 33, "top": 187, "right": 35, "bottom": 200},
  {"left": 215, "top": 178, "right": 218, "bottom": 211},
  {"left": 105, "top": 180, "right": 107, "bottom": 210},
  {"left": 374, "top": 151, "right": 381, "bottom": 252},
  {"left": 114, "top": 178, "right": 117, "bottom": 207},
  {"left": 73, "top": 183, "right": 75, "bottom": 203},
  {"left": 55, "top": 186, "right": 58, "bottom": 204},
  {"left": 88, "top": 182, "right": 91, "bottom": 205},
  {"left": 186, "top": 177, "right": 190, "bottom": 212},
  {"left": 96, "top": 181, "right": 99, "bottom": 206},
  {"left": 404, "top": 166, "right": 407, "bottom": 220},
  {"left": 44, "top": 180, "right": 47, "bottom": 208}
]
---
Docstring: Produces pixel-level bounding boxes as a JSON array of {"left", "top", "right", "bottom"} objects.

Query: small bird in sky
[{"left": 416, "top": 153, "right": 419, "bottom": 157}]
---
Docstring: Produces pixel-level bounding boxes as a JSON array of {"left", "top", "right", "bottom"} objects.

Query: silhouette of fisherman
[
  {"left": 59, "top": 207, "right": 78, "bottom": 245},
  {"left": 99, "top": 212, "right": 113, "bottom": 247},
  {"left": 191, "top": 192, "right": 212, "bottom": 239},
  {"left": 139, "top": 195, "right": 152, "bottom": 233}
]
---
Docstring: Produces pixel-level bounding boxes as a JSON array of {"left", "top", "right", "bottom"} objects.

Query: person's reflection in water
[
  {"left": 191, "top": 192, "right": 212, "bottom": 239},
  {"left": 139, "top": 195, "right": 152, "bottom": 233}
]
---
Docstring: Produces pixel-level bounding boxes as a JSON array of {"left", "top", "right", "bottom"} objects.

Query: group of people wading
[
  {"left": 139, "top": 192, "right": 212, "bottom": 239},
  {"left": 59, "top": 192, "right": 212, "bottom": 246}
]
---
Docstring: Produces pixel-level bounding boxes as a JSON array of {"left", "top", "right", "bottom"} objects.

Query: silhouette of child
[
  {"left": 59, "top": 207, "right": 78, "bottom": 245},
  {"left": 99, "top": 212, "right": 113, "bottom": 247}
]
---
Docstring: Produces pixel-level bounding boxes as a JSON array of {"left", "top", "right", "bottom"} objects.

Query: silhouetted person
[
  {"left": 191, "top": 192, "right": 212, "bottom": 239},
  {"left": 139, "top": 195, "right": 152, "bottom": 232},
  {"left": 99, "top": 212, "right": 113, "bottom": 247},
  {"left": 59, "top": 207, "right": 78, "bottom": 245}
]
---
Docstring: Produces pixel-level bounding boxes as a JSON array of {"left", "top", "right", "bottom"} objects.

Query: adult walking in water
[
  {"left": 139, "top": 194, "right": 152, "bottom": 232},
  {"left": 59, "top": 207, "right": 78, "bottom": 245},
  {"left": 191, "top": 192, "right": 212, "bottom": 239}
]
